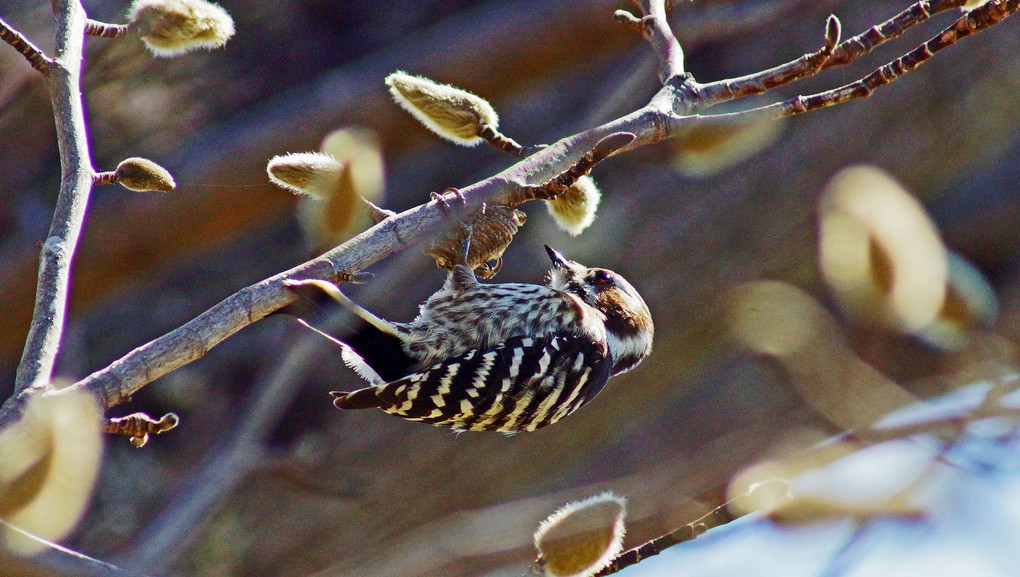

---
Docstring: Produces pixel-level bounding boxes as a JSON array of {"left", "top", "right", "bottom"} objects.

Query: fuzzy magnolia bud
[
  {"left": 268, "top": 128, "right": 386, "bottom": 251},
  {"left": 267, "top": 152, "right": 344, "bottom": 197},
  {"left": 534, "top": 492, "right": 627, "bottom": 577},
  {"left": 127, "top": 0, "right": 235, "bottom": 57},
  {"left": 115, "top": 157, "right": 176, "bottom": 192},
  {"left": 546, "top": 175, "right": 601, "bottom": 236},
  {"left": 0, "top": 387, "right": 102, "bottom": 556},
  {"left": 385, "top": 71, "right": 498, "bottom": 146},
  {"left": 818, "top": 165, "right": 947, "bottom": 334}
]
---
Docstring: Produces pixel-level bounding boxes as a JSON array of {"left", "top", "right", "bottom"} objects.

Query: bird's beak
[{"left": 544, "top": 245, "right": 568, "bottom": 269}]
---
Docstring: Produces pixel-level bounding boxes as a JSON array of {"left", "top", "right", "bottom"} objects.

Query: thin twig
[
  {"left": 696, "top": 0, "right": 971, "bottom": 105},
  {"left": 103, "top": 412, "right": 180, "bottom": 448},
  {"left": 592, "top": 480, "right": 790, "bottom": 576},
  {"left": 0, "top": 16, "right": 54, "bottom": 72},
  {"left": 615, "top": 0, "right": 687, "bottom": 83},
  {"left": 696, "top": 0, "right": 1020, "bottom": 122},
  {"left": 85, "top": 20, "right": 130, "bottom": 38},
  {"left": 823, "top": 0, "right": 968, "bottom": 69},
  {"left": 641, "top": 0, "right": 686, "bottom": 81},
  {"left": 516, "top": 133, "right": 635, "bottom": 201},
  {"left": 478, "top": 124, "right": 526, "bottom": 156},
  {"left": 0, "top": 520, "right": 150, "bottom": 577},
  {"left": 778, "top": 1, "right": 1019, "bottom": 118}
]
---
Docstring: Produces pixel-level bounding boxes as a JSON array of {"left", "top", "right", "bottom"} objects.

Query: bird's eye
[{"left": 589, "top": 270, "right": 614, "bottom": 286}]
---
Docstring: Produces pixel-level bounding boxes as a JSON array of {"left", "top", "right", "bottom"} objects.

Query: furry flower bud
[
  {"left": 127, "top": 0, "right": 235, "bottom": 57},
  {"left": 114, "top": 157, "right": 176, "bottom": 192},
  {"left": 266, "top": 152, "right": 344, "bottom": 197},
  {"left": 534, "top": 492, "right": 627, "bottom": 577},
  {"left": 545, "top": 175, "right": 601, "bottom": 236},
  {"left": 385, "top": 71, "right": 498, "bottom": 146}
]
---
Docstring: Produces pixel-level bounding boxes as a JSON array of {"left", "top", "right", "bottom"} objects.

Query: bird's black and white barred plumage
[
  {"left": 286, "top": 246, "right": 653, "bottom": 432},
  {"left": 341, "top": 333, "right": 613, "bottom": 432}
]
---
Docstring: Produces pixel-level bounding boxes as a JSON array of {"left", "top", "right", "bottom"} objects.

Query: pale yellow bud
[
  {"left": 318, "top": 127, "right": 385, "bottom": 207},
  {"left": 385, "top": 71, "right": 498, "bottom": 146},
  {"left": 115, "top": 157, "right": 176, "bottom": 191},
  {"left": 128, "top": 0, "right": 235, "bottom": 57},
  {"left": 0, "top": 386, "right": 102, "bottom": 556},
  {"left": 300, "top": 128, "right": 386, "bottom": 250},
  {"left": 818, "top": 166, "right": 947, "bottom": 334},
  {"left": 270, "top": 129, "right": 388, "bottom": 251},
  {"left": 534, "top": 492, "right": 626, "bottom": 577},
  {"left": 916, "top": 251, "right": 998, "bottom": 350},
  {"left": 266, "top": 152, "right": 344, "bottom": 197},
  {"left": 961, "top": 0, "right": 991, "bottom": 10},
  {"left": 545, "top": 175, "right": 601, "bottom": 236}
]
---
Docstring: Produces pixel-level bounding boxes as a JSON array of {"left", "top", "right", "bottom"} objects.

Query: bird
[{"left": 284, "top": 245, "right": 653, "bottom": 433}]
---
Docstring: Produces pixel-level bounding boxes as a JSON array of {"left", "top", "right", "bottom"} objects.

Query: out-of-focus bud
[
  {"left": 127, "top": 0, "right": 235, "bottom": 57},
  {"left": 114, "top": 157, "right": 176, "bottom": 192},
  {"left": 818, "top": 165, "right": 947, "bottom": 334},
  {"left": 385, "top": 71, "right": 498, "bottom": 147},
  {"left": 533, "top": 492, "right": 627, "bottom": 577},
  {"left": 546, "top": 175, "right": 601, "bottom": 236},
  {"left": 268, "top": 128, "right": 386, "bottom": 252},
  {"left": 425, "top": 204, "right": 526, "bottom": 279},
  {"left": 301, "top": 128, "right": 386, "bottom": 250},
  {"left": 916, "top": 251, "right": 999, "bottom": 350},
  {"left": 0, "top": 387, "right": 103, "bottom": 556},
  {"left": 672, "top": 112, "right": 782, "bottom": 177},
  {"left": 729, "top": 281, "right": 916, "bottom": 430}
]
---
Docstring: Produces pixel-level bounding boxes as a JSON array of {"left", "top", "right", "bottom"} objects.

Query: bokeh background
[{"left": 2, "top": 0, "right": 1020, "bottom": 575}]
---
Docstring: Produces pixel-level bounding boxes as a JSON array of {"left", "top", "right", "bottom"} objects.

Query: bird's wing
[{"left": 331, "top": 332, "right": 613, "bottom": 432}]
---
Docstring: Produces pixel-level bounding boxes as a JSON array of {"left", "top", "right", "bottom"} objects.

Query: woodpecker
[{"left": 286, "top": 246, "right": 653, "bottom": 433}]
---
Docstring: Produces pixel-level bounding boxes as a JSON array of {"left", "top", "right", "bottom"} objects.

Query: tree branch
[
  {"left": 11, "top": 0, "right": 97, "bottom": 396},
  {"left": 592, "top": 480, "right": 789, "bottom": 576},
  {"left": 696, "top": 0, "right": 971, "bottom": 105},
  {"left": 0, "top": 16, "right": 54, "bottom": 72},
  {"left": 84, "top": 20, "right": 130, "bottom": 38},
  {"left": 717, "top": 0, "right": 1020, "bottom": 121},
  {"left": 1, "top": 0, "right": 1017, "bottom": 434}
]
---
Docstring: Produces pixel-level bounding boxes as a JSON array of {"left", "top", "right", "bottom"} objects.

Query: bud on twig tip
[
  {"left": 114, "top": 157, "right": 176, "bottom": 192},
  {"left": 103, "top": 411, "right": 180, "bottom": 448},
  {"left": 546, "top": 176, "right": 601, "bottom": 237},
  {"left": 825, "top": 15, "right": 841, "bottom": 50},
  {"left": 534, "top": 492, "right": 627, "bottom": 577},
  {"left": 385, "top": 70, "right": 499, "bottom": 147},
  {"left": 267, "top": 152, "right": 343, "bottom": 197},
  {"left": 127, "top": 0, "right": 235, "bottom": 57}
]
